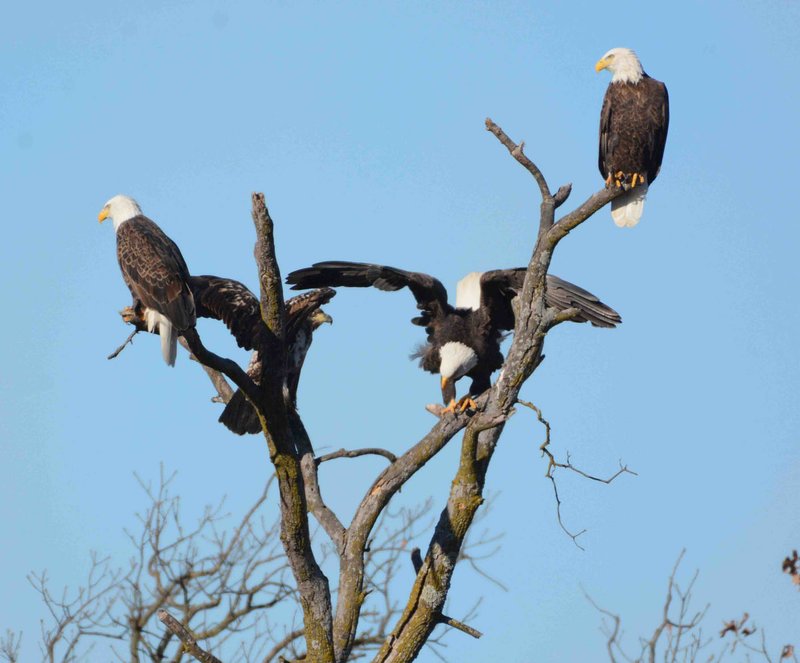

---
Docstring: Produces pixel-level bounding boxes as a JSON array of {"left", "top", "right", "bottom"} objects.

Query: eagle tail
[
  {"left": 145, "top": 309, "right": 178, "bottom": 366},
  {"left": 610, "top": 183, "right": 648, "bottom": 228},
  {"left": 219, "top": 389, "right": 262, "bottom": 435}
]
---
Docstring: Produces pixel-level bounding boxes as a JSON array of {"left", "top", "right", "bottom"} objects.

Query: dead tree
[
  {"left": 100, "top": 119, "right": 630, "bottom": 662},
  {"left": 11, "top": 469, "right": 497, "bottom": 662}
]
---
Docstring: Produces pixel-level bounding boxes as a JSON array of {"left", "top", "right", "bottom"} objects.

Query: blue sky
[{"left": 2, "top": 1, "right": 799, "bottom": 660}]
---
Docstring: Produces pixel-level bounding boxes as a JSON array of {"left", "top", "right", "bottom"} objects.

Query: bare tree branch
[
  {"left": 516, "top": 398, "right": 635, "bottom": 549},
  {"left": 107, "top": 328, "right": 139, "bottom": 360},
  {"left": 316, "top": 448, "right": 398, "bottom": 465},
  {"left": 179, "top": 336, "right": 235, "bottom": 404},
  {"left": 0, "top": 630, "right": 22, "bottom": 663},
  {"left": 484, "top": 119, "right": 551, "bottom": 203},
  {"left": 157, "top": 610, "right": 222, "bottom": 663}
]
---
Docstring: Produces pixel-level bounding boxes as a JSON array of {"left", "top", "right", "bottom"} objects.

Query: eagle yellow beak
[
  {"left": 595, "top": 57, "right": 609, "bottom": 72},
  {"left": 441, "top": 376, "right": 449, "bottom": 390},
  {"left": 98, "top": 208, "right": 109, "bottom": 223}
]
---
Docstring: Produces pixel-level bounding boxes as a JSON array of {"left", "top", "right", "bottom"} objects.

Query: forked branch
[
  {"left": 372, "top": 119, "right": 623, "bottom": 662},
  {"left": 518, "top": 399, "right": 635, "bottom": 549}
]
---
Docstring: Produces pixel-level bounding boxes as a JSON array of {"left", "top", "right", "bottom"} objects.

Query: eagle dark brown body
[
  {"left": 116, "top": 216, "right": 196, "bottom": 334},
  {"left": 598, "top": 75, "right": 669, "bottom": 186}
]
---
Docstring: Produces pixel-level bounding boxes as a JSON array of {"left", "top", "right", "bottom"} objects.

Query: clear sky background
[{"left": 2, "top": 1, "right": 799, "bottom": 660}]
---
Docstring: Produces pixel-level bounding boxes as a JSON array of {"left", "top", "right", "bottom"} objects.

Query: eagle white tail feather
[
  {"left": 145, "top": 309, "right": 178, "bottom": 366},
  {"left": 610, "top": 183, "right": 648, "bottom": 228},
  {"left": 456, "top": 272, "right": 484, "bottom": 310}
]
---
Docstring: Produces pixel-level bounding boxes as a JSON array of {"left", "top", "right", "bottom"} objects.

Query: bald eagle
[
  {"left": 114, "top": 273, "right": 334, "bottom": 433},
  {"left": 99, "top": 195, "right": 195, "bottom": 365},
  {"left": 595, "top": 48, "right": 669, "bottom": 227},
  {"left": 186, "top": 276, "right": 334, "bottom": 435},
  {"left": 287, "top": 262, "right": 620, "bottom": 412}
]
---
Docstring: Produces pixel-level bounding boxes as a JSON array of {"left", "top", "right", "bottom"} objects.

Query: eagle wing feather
[
  {"left": 286, "top": 261, "right": 450, "bottom": 320},
  {"left": 480, "top": 270, "right": 621, "bottom": 329},
  {"left": 117, "top": 216, "right": 195, "bottom": 331}
]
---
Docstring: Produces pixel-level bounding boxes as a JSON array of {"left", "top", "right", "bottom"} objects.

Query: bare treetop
[{"left": 95, "top": 119, "right": 632, "bottom": 663}]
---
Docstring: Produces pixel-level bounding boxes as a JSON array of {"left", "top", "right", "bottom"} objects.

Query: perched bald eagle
[
  {"left": 287, "top": 262, "right": 620, "bottom": 412},
  {"left": 595, "top": 48, "right": 669, "bottom": 227},
  {"left": 186, "top": 276, "right": 334, "bottom": 435},
  {"left": 99, "top": 195, "right": 195, "bottom": 365}
]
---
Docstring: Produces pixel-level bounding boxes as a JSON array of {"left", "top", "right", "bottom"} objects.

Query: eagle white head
[
  {"left": 97, "top": 194, "right": 143, "bottom": 232},
  {"left": 438, "top": 341, "right": 478, "bottom": 403},
  {"left": 595, "top": 47, "right": 643, "bottom": 84},
  {"left": 439, "top": 341, "right": 478, "bottom": 381}
]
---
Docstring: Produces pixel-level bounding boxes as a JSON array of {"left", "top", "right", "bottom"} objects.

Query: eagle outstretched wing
[
  {"left": 187, "top": 274, "right": 335, "bottom": 435},
  {"left": 189, "top": 275, "right": 261, "bottom": 349},
  {"left": 190, "top": 275, "right": 336, "bottom": 353},
  {"left": 480, "top": 270, "right": 622, "bottom": 329},
  {"left": 286, "top": 261, "right": 451, "bottom": 326}
]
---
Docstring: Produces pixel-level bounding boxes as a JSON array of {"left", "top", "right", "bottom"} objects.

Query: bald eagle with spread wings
[
  {"left": 595, "top": 47, "right": 669, "bottom": 227},
  {"left": 287, "top": 261, "right": 620, "bottom": 413},
  {"left": 187, "top": 275, "right": 334, "bottom": 435}
]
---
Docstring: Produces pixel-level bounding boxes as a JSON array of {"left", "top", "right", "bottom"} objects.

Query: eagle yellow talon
[
  {"left": 440, "top": 395, "right": 477, "bottom": 416},
  {"left": 459, "top": 396, "right": 478, "bottom": 412},
  {"left": 631, "top": 173, "right": 638, "bottom": 187}
]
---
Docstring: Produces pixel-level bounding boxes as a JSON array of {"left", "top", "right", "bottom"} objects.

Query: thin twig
[
  {"left": 438, "top": 615, "right": 482, "bottom": 640},
  {"left": 316, "top": 448, "right": 398, "bottom": 465},
  {"left": 517, "top": 399, "right": 635, "bottom": 549},
  {"left": 582, "top": 587, "right": 622, "bottom": 663},
  {"left": 485, "top": 118, "right": 551, "bottom": 202},
  {"left": 157, "top": 610, "right": 222, "bottom": 663},
  {"left": 107, "top": 329, "right": 139, "bottom": 360}
]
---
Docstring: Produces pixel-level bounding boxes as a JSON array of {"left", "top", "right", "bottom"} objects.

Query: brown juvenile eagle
[{"left": 187, "top": 275, "right": 334, "bottom": 435}]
